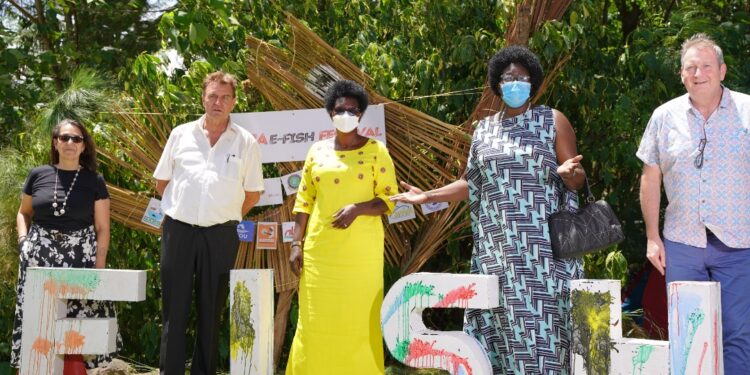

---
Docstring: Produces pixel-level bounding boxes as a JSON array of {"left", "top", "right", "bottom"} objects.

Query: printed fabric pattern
[
  {"left": 11, "top": 223, "right": 121, "bottom": 369},
  {"left": 463, "top": 105, "right": 583, "bottom": 374}
]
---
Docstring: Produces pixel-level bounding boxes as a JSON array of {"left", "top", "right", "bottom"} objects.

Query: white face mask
[{"left": 332, "top": 113, "right": 359, "bottom": 133}]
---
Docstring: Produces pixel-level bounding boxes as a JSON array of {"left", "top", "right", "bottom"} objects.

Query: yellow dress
[{"left": 286, "top": 138, "right": 397, "bottom": 375}]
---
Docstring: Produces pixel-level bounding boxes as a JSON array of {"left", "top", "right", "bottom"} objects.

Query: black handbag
[{"left": 549, "top": 178, "right": 625, "bottom": 258}]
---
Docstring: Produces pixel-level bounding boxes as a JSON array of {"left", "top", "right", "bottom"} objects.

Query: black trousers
[{"left": 159, "top": 216, "right": 239, "bottom": 375}]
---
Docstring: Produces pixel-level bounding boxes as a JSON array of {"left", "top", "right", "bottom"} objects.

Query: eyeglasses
[
  {"left": 501, "top": 74, "right": 531, "bottom": 83},
  {"left": 694, "top": 138, "right": 707, "bottom": 169},
  {"left": 694, "top": 119, "right": 708, "bottom": 169},
  {"left": 333, "top": 108, "right": 361, "bottom": 116},
  {"left": 56, "top": 134, "right": 84, "bottom": 143}
]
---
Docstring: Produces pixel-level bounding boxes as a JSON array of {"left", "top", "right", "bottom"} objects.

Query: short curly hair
[
  {"left": 487, "top": 45, "right": 544, "bottom": 98},
  {"left": 324, "top": 80, "right": 369, "bottom": 114}
]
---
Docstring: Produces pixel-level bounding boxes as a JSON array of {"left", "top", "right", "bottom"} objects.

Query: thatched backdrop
[{"left": 97, "top": 0, "right": 572, "bottom": 365}]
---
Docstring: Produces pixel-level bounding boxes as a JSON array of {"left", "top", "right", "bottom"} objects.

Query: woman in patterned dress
[
  {"left": 286, "top": 80, "right": 398, "bottom": 374},
  {"left": 12, "top": 119, "right": 118, "bottom": 370},
  {"left": 391, "top": 46, "right": 586, "bottom": 374}
]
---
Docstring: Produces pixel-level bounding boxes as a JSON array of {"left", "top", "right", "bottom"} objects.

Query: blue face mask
[{"left": 500, "top": 81, "right": 531, "bottom": 108}]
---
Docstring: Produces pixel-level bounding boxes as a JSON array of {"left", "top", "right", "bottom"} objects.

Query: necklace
[{"left": 52, "top": 166, "right": 80, "bottom": 216}]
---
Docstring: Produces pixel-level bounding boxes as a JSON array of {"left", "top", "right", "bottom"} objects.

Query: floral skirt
[{"left": 10, "top": 223, "right": 121, "bottom": 369}]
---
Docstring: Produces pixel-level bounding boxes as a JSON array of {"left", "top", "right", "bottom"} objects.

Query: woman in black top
[{"left": 11, "top": 119, "right": 117, "bottom": 370}]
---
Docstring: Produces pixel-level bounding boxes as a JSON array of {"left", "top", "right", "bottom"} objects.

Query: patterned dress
[
  {"left": 11, "top": 166, "right": 119, "bottom": 369},
  {"left": 463, "top": 105, "right": 583, "bottom": 374}
]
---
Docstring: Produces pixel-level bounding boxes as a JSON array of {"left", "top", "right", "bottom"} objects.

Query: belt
[{"left": 169, "top": 216, "right": 239, "bottom": 228}]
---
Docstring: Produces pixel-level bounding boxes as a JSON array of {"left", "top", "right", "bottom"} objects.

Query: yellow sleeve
[
  {"left": 374, "top": 142, "right": 398, "bottom": 214},
  {"left": 292, "top": 147, "right": 317, "bottom": 215}
]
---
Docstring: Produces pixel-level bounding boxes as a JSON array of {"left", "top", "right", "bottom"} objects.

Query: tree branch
[
  {"left": 614, "top": 0, "right": 642, "bottom": 44},
  {"left": 6, "top": 0, "right": 37, "bottom": 22}
]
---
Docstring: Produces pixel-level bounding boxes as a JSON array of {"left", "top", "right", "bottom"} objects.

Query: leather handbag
[{"left": 549, "top": 178, "right": 625, "bottom": 258}]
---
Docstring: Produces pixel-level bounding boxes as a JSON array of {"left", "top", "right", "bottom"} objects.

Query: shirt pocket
[
  {"left": 221, "top": 157, "right": 242, "bottom": 181},
  {"left": 661, "top": 129, "right": 698, "bottom": 172}
]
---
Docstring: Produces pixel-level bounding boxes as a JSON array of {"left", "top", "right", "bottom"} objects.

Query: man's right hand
[
  {"left": 646, "top": 237, "right": 666, "bottom": 276},
  {"left": 390, "top": 181, "right": 429, "bottom": 204},
  {"left": 289, "top": 246, "right": 303, "bottom": 276}
]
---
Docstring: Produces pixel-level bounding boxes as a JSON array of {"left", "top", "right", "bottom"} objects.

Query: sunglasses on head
[{"left": 56, "top": 134, "right": 84, "bottom": 143}]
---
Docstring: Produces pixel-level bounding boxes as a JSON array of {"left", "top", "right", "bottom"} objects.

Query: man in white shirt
[{"left": 153, "top": 71, "right": 264, "bottom": 374}]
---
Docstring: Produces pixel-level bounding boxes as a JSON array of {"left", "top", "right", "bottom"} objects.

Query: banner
[
  {"left": 388, "top": 202, "right": 416, "bottom": 224},
  {"left": 233, "top": 104, "right": 386, "bottom": 163},
  {"left": 420, "top": 201, "right": 449, "bottom": 215},
  {"left": 256, "top": 222, "right": 278, "bottom": 250},
  {"left": 237, "top": 221, "right": 255, "bottom": 242},
  {"left": 256, "top": 178, "right": 283, "bottom": 207},
  {"left": 281, "top": 222, "right": 295, "bottom": 243},
  {"left": 280, "top": 171, "right": 302, "bottom": 195},
  {"left": 141, "top": 198, "right": 165, "bottom": 228}
]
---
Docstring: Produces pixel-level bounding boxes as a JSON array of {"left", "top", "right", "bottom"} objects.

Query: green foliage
[
  {"left": 106, "top": 223, "right": 163, "bottom": 365},
  {"left": 583, "top": 248, "right": 629, "bottom": 285},
  {"left": 535, "top": 0, "right": 750, "bottom": 281},
  {"left": 37, "top": 68, "right": 114, "bottom": 132},
  {"left": 0, "top": 140, "right": 47, "bottom": 361},
  {"left": 0, "top": 27, "right": 42, "bottom": 142},
  {"left": 0, "top": 1, "right": 162, "bottom": 142},
  {"left": 130, "top": 0, "right": 508, "bottom": 124},
  {"left": 3, "top": 0, "right": 750, "bottom": 369},
  {"left": 290, "top": 0, "right": 508, "bottom": 124}
]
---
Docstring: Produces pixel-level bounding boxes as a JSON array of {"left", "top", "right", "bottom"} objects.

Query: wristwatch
[{"left": 291, "top": 240, "right": 303, "bottom": 247}]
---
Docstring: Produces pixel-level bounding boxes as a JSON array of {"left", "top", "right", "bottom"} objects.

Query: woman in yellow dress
[{"left": 286, "top": 80, "right": 397, "bottom": 374}]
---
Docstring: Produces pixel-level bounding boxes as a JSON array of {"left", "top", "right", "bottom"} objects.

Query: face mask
[
  {"left": 332, "top": 113, "right": 359, "bottom": 133},
  {"left": 500, "top": 81, "right": 531, "bottom": 108}
]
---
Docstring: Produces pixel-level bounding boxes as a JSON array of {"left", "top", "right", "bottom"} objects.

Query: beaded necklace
[{"left": 52, "top": 166, "right": 80, "bottom": 216}]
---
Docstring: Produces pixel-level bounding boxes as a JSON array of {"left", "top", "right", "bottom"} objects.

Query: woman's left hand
[
  {"left": 557, "top": 154, "right": 584, "bottom": 181},
  {"left": 332, "top": 204, "right": 360, "bottom": 229}
]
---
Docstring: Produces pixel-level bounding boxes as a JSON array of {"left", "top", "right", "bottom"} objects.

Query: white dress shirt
[{"left": 153, "top": 116, "right": 264, "bottom": 226}]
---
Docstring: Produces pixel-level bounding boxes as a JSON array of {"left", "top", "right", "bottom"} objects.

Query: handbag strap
[
  {"left": 582, "top": 176, "right": 595, "bottom": 204},
  {"left": 560, "top": 176, "right": 595, "bottom": 210}
]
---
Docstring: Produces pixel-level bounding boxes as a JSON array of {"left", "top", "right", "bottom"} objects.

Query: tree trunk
[
  {"left": 614, "top": 0, "right": 642, "bottom": 44},
  {"left": 515, "top": 3, "right": 532, "bottom": 46}
]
